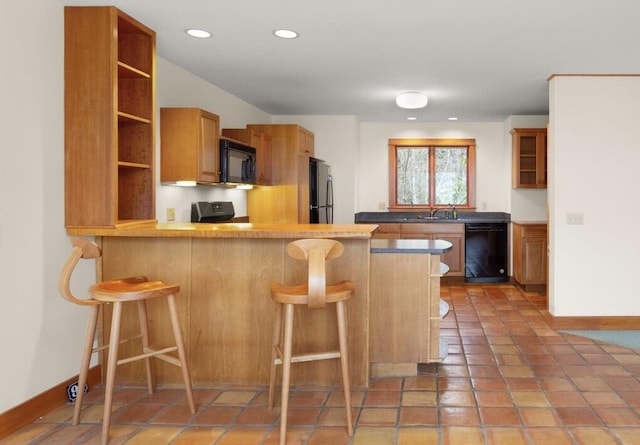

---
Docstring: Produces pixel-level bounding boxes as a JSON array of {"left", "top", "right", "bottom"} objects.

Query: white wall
[
  {"left": 548, "top": 76, "right": 640, "bottom": 316},
  {"left": 1, "top": 0, "right": 72, "bottom": 413},
  {"left": 357, "top": 122, "right": 508, "bottom": 213}
]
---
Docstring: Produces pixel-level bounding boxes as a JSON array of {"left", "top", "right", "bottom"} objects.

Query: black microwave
[{"left": 219, "top": 137, "right": 256, "bottom": 184}]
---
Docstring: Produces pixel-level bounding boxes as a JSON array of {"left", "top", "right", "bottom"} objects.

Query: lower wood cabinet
[
  {"left": 373, "top": 223, "right": 465, "bottom": 277},
  {"left": 512, "top": 222, "right": 547, "bottom": 291}
]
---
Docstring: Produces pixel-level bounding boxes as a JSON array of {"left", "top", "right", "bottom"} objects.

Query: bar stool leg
[
  {"left": 73, "top": 304, "right": 99, "bottom": 425},
  {"left": 167, "top": 293, "right": 196, "bottom": 413},
  {"left": 279, "top": 303, "right": 295, "bottom": 445},
  {"left": 102, "top": 302, "right": 123, "bottom": 445},
  {"left": 136, "top": 300, "right": 154, "bottom": 394},
  {"left": 336, "top": 301, "right": 353, "bottom": 435},
  {"left": 268, "top": 302, "right": 283, "bottom": 409}
]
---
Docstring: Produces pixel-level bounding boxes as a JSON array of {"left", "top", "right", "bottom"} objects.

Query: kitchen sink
[{"left": 401, "top": 216, "right": 446, "bottom": 221}]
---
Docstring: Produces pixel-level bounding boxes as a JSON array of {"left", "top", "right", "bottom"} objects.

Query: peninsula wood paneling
[
  {"left": 369, "top": 251, "right": 442, "bottom": 367},
  {"left": 99, "top": 237, "right": 192, "bottom": 386},
  {"left": 96, "top": 235, "right": 371, "bottom": 388}
]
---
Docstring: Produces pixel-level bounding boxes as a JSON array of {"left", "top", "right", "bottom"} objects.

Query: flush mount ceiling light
[
  {"left": 396, "top": 92, "right": 428, "bottom": 109},
  {"left": 273, "top": 29, "right": 299, "bottom": 39},
  {"left": 186, "top": 29, "right": 211, "bottom": 38}
]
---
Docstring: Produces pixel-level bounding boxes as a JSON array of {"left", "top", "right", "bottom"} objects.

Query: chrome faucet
[{"left": 429, "top": 207, "right": 442, "bottom": 218}]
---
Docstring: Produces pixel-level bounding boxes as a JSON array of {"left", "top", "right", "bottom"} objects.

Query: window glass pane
[
  {"left": 434, "top": 147, "right": 467, "bottom": 205},
  {"left": 396, "top": 147, "right": 429, "bottom": 205}
]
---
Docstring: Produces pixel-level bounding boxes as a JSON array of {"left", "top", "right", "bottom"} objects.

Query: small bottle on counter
[{"left": 452, "top": 207, "right": 457, "bottom": 220}]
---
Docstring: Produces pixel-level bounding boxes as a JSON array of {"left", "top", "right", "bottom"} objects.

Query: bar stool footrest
[
  {"left": 274, "top": 349, "right": 341, "bottom": 365},
  {"left": 116, "top": 346, "right": 179, "bottom": 366}
]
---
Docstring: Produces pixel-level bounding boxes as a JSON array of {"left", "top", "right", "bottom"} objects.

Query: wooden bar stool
[
  {"left": 58, "top": 238, "right": 195, "bottom": 445},
  {"left": 268, "top": 239, "right": 354, "bottom": 445}
]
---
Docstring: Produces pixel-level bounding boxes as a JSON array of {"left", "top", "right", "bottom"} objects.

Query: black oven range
[{"left": 191, "top": 201, "right": 235, "bottom": 223}]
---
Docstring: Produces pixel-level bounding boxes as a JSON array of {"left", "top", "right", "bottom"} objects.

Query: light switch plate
[
  {"left": 167, "top": 207, "right": 176, "bottom": 222},
  {"left": 566, "top": 212, "right": 584, "bottom": 225}
]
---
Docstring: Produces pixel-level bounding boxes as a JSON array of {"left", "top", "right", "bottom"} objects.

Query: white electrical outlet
[
  {"left": 378, "top": 202, "right": 387, "bottom": 210},
  {"left": 566, "top": 212, "right": 584, "bottom": 225},
  {"left": 167, "top": 207, "right": 176, "bottom": 222}
]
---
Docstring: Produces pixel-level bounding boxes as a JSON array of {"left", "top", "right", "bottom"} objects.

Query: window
[{"left": 389, "top": 138, "right": 476, "bottom": 209}]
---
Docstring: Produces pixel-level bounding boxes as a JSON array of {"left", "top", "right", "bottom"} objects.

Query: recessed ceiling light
[
  {"left": 407, "top": 117, "right": 417, "bottom": 121},
  {"left": 186, "top": 29, "right": 211, "bottom": 38},
  {"left": 273, "top": 29, "right": 298, "bottom": 39},
  {"left": 448, "top": 117, "right": 459, "bottom": 121}
]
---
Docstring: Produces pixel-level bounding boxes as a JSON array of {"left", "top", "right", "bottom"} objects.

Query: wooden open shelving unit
[{"left": 65, "top": 6, "right": 156, "bottom": 228}]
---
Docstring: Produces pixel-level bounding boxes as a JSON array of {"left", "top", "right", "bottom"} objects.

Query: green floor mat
[{"left": 560, "top": 330, "right": 640, "bottom": 350}]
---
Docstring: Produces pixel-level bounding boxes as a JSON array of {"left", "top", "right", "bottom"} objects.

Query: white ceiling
[{"left": 62, "top": 0, "right": 640, "bottom": 122}]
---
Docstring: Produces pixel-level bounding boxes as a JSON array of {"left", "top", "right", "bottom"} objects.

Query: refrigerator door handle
[{"left": 326, "top": 175, "right": 333, "bottom": 207}]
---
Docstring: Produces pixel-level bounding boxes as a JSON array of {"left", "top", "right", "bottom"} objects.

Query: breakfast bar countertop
[{"left": 67, "top": 222, "right": 379, "bottom": 239}]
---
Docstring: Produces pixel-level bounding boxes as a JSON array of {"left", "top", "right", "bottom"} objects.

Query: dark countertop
[
  {"left": 355, "top": 211, "right": 510, "bottom": 224},
  {"left": 370, "top": 238, "right": 453, "bottom": 254}
]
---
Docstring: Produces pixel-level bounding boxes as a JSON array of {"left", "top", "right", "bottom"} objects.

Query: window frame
[{"left": 388, "top": 138, "right": 476, "bottom": 210}]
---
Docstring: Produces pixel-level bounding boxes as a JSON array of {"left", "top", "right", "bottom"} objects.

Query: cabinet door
[
  {"left": 199, "top": 113, "right": 219, "bottom": 182},
  {"left": 259, "top": 133, "right": 273, "bottom": 185},
  {"left": 522, "top": 237, "right": 547, "bottom": 284},
  {"left": 161, "top": 108, "right": 220, "bottom": 184},
  {"left": 511, "top": 128, "right": 547, "bottom": 188},
  {"left": 298, "top": 127, "right": 315, "bottom": 156},
  {"left": 513, "top": 223, "right": 547, "bottom": 287},
  {"left": 435, "top": 231, "right": 464, "bottom": 276}
]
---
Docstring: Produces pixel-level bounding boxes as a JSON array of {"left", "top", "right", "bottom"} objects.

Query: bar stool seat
[
  {"left": 268, "top": 239, "right": 354, "bottom": 445},
  {"left": 59, "top": 238, "right": 195, "bottom": 445}
]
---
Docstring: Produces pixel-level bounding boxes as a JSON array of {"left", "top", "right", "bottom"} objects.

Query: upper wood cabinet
[
  {"left": 160, "top": 108, "right": 220, "bottom": 184},
  {"left": 65, "top": 6, "right": 156, "bottom": 228},
  {"left": 511, "top": 128, "right": 547, "bottom": 188},
  {"left": 221, "top": 128, "right": 273, "bottom": 185},
  {"left": 298, "top": 127, "right": 315, "bottom": 156},
  {"left": 512, "top": 222, "right": 547, "bottom": 291},
  {"left": 246, "top": 124, "right": 315, "bottom": 223}
]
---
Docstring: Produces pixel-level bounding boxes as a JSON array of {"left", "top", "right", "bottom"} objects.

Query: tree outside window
[{"left": 389, "top": 139, "right": 476, "bottom": 210}]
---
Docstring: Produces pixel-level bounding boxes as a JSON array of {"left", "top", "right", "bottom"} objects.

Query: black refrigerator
[{"left": 309, "top": 158, "right": 334, "bottom": 223}]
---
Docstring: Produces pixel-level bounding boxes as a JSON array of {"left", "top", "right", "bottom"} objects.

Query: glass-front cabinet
[{"left": 511, "top": 128, "right": 547, "bottom": 189}]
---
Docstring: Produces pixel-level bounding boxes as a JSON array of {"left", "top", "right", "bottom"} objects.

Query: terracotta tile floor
[{"left": 4, "top": 283, "right": 640, "bottom": 444}]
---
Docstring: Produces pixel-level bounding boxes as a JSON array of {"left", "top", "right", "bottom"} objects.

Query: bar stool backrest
[
  {"left": 58, "top": 238, "right": 102, "bottom": 307},
  {"left": 286, "top": 239, "right": 344, "bottom": 309}
]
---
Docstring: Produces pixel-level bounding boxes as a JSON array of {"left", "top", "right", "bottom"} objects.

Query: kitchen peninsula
[{"left": 67, "top": 222, "right": 450, "bottom": 389}]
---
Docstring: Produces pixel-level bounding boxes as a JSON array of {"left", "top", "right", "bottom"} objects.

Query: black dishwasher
[{"left": 464, "top": 222, "right": 508, "bottom": 282}]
